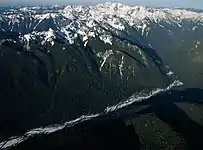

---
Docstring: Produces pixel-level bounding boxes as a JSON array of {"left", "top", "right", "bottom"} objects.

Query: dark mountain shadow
[
  {"left": 9, "top": 118, "right": 141, "bottom": 150},
  {"left": 134, "top": 88, "right": 203, "bottom": 149},
  {"left": 138, "top": 88, "right": 203, "bottom": 105},
  {"left": 154, "top": 103, "right": 203, "bottom": 149},
  {"left": 0, "top": 31, "right": 19, "bottom": 40},
  {"left": 4, "top": 88, "right": 203, "bottom": 150},
  {"left": 172, "top": 88, "right": 203, "bottom": 104}
]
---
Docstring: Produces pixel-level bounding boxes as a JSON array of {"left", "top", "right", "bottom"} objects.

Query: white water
[{"left": 0, "top": 80, "right": 183, "bottom": 149}]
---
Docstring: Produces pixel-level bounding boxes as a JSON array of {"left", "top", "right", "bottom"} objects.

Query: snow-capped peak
[
  {"left": 61, "top": 2, "right": 203, "bottom": 35},
  {"left": 1, "top": 2, "right": 203, "bottom": 50},
  {"left": 62, "top": 2, "right": 203, "bottom": 23}
]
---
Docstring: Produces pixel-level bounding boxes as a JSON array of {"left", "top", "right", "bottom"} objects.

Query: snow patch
[
  {"left": 41, "top": 28, "right": 55, "bottom": 46},
  {"left": 97, "top": 50, "right": 114, "bottom": 71},
  {"left": 195, "top": 41, "right": 200, "bottom": 48},
  {"left": 20, "top": 7, "right": 29, "bottom": 12},
  {"left": 167, "top": 71, "right": 174, "bottom": 76},
  {"left": 137, "top": 49, "right": 148, "bottom": 65},
  {"left": 167, "top": 30, "right": 173, "bottom": 35},
  {"left": 88, "top": 31, "right": 96, "bottom": 38},
  {"left": 141, "top": 23, "right": 147, "bottom": 36},
  {"left": 177, "top": 23, "right": 182, "bottom": 28},
  {"left": 99, "top": 34, "right": 112, "bottom": 45},
  {"left": 192, "top": 26, "right": 198, "bottom": 31},
  {"left": 83, "top": 35, "right": 88, "bottom": 42},
  {"left": 84, "top": 41, "right": 88, "bottom": 47},
  {"left": 86, "top": 20, "right": 94, "bottom": 28},
  {"left": 61, "top": 28, "right": 75, "bottom": 44},
  {"left": 159, "top": 24, "right": 164, "bottom": 28},
  {"left": 118, "top": 55, "right": 124, "bottom": 79},
  {"left": 23, "top": 34, "right": 31, "bottom": 50}
]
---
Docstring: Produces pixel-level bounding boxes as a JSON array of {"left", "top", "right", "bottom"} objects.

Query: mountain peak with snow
[{"left": 0, "top": 2, "right": 202, "bottom": 55}]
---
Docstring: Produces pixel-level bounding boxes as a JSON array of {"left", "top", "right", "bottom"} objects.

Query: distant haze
[{"left": 0, "top": 0, "right": 203, "bottom": 9}]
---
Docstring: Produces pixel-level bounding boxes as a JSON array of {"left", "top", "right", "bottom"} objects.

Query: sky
[{"left": 0, "top": 0, "right": 203, "bottom": 9}]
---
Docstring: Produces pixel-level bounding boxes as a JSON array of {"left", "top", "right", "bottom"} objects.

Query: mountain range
[{"left": 0, "top": 2, "right": 203, "bottom": 149}]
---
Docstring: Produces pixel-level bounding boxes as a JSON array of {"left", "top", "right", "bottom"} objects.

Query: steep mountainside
[
  {"left": 0, "top": 3, "right": 202, "bottom": 87},
  {"left": 0, "top": 3, "right": 182, "bottom": 142}
]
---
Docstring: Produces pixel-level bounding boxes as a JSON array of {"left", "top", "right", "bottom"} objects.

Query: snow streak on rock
[
  {"left": 105, "top": 80, "right": 183, "bottom": 112},
  {"left": 97, "top": 50, "right": 114, "bottom": 71}
]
